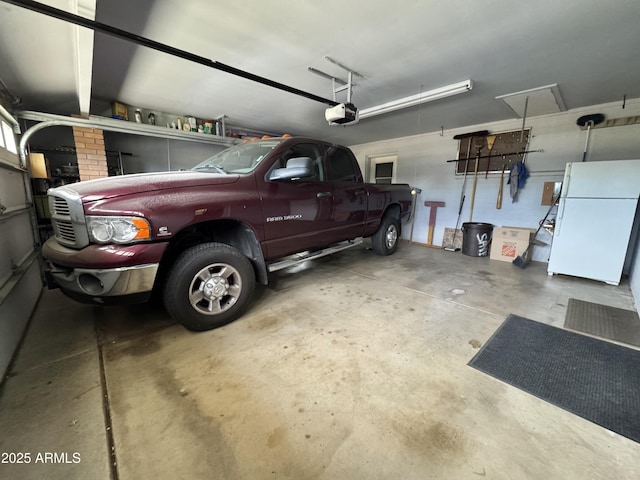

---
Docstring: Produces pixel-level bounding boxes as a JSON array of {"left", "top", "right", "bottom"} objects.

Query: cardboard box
[
  {"left": 490, "top": 227, "right": 535, "bottom": 263},
  {"left": 111, "top": 101, "right": 129, "bottom": 120}
]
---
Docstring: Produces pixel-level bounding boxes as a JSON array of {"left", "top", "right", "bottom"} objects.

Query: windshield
[{"left": 192, "top": 139, "right": 283, "bottom": 174}]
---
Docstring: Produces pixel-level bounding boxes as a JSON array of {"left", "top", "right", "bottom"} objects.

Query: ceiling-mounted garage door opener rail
[{"left": 3, "top": 0, "right": 340, "bottom": 108}]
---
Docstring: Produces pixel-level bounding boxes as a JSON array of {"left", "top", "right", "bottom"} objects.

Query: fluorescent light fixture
[{"left": 359, "top": 79, "right": 473, "bottom": 120}]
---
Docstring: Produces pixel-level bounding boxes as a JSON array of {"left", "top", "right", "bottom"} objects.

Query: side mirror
[{"left": 269, "top": 157, "right": 314, "bottom": 181}]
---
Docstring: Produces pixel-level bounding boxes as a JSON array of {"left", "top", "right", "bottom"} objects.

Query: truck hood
[{"left": 54, "top": 171, "right": 240, "bottom": 202}]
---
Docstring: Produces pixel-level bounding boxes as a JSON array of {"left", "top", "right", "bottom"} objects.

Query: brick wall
[{"left": 72, "top": 126, "right": 108, "bottom": 181}]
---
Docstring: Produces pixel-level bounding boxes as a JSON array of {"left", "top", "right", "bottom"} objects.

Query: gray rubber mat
[
  {"left": 564, "top": 298, "right": 640, "bottom": 347},
  {"left": 469, "top": 314, "right": 640, "bottom": 443}
]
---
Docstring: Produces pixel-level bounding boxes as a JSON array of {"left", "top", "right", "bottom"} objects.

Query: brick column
[{"left": 72, "top": 126, "right": 108, "bottom": 181}]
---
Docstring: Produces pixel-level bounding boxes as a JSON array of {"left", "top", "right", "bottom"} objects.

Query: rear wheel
[
  {"left": 372, "top": 215, "right": 400, "bottom": 255},
  {"left": 164, "top": 242, "right": 256, "bottom": 331}
]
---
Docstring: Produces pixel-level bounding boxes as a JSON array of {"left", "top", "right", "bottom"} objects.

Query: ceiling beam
[{"left": 72, "top": 0, "right": 96, "bottom": 116}]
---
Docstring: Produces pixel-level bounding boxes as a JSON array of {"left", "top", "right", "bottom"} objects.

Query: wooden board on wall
[
  {"left": 456, "top": 129, "right": 531, "bottom": 175},
  {"left": 542, "top": 181, "right": 562, "bottom": 205}
]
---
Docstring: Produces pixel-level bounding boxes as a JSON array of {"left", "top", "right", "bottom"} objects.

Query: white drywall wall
[
  {"left": 350, "top": 98, "right": 640, "bottom": 260},
  {"left": 350, "top": 98, "right": 640, "bottom": 306}
]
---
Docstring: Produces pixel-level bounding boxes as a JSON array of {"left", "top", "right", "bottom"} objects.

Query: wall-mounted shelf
[{"left": 16, "top": 111, "right": 239, "bottom": 168}]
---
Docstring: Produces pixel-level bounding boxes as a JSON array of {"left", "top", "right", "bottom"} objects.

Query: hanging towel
[{"left": 507, "top": 161, "right": 529, "bottom": 202}]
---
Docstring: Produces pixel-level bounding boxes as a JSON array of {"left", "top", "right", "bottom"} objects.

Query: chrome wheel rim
[
  {"left": 385, "top": 224, "right": 398, "bottom": 249},
  {"left": 188, "top": 263, "right": 242, "bottom": 315}
]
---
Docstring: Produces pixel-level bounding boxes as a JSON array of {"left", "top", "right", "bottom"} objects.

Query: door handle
[
  {"left": 355, "top": 190, "right": 366, "bottom": 196},
  {"left": 317, "top": 192, "right": 332, "bottom": 198}
]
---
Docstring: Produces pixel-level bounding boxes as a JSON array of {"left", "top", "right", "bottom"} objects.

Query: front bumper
[
  {"left": 43, "top": 237, "right": 167, "bottom": 303},
  {"left": 47, "top": 261, "right": 159, "bottom": 298}
]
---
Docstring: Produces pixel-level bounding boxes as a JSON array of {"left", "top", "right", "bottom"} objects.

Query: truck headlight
[{"left": 86, "top": 216, "right": 151, "bottom": 244}]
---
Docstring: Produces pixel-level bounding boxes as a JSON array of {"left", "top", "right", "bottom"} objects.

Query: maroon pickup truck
[{"left": 43, "top": 137, "right": 413, "bottom": 330}]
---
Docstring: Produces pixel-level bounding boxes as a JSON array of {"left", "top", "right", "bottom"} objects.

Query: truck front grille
[
  {"left": 48, "top": 189, "right": 89, "bottom": 248},
  {"left": 54, "top": 219, "right": 76, "bottom": 243},
  {"left": 52, "top": 196, "right": 71, "bottom": 216}
]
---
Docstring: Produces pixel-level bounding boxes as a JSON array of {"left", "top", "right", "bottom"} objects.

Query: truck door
[
  {"left": 325, "top": 146, "right": 367, "bottom": 240},
  {"left": 259, "top": 142, "right": 336, "bottom": 259}
]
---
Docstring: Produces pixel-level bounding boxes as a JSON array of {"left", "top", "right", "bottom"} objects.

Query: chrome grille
[
  {"left": 55, "top": 220, "right": 76, "bottom": 243},
  {"left": 48, "top": 189, "right": 89, "bottom": 248},
  {"left": 52, "top": 196, "right": 71, "bottom": 216}
]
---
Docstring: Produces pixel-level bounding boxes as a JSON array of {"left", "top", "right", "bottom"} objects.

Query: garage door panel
[
  {"left": 0, "top": 168, "right": 28, "bottom": 209},
  {"left": 0, "top": 260, "right": 41, "bottom": 377},
  {"left": 1, "top": 111, "right": 42, "bottom": 380},
  {"left": 0, "top": 212, "right": 35, "bottom": 289}
]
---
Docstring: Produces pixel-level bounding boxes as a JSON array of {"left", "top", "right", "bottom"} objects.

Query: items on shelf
[
  {"left": 111, "top": 101, "right": 128, "bottom": 120},
  {"left": 110, "top": 99, "right": 288, "bottom": 140},
  {"left": 110, "top": 99, "right": 226, "bottom": 137}
]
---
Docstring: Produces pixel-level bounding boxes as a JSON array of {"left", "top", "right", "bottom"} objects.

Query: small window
[
  {"left": 2, "top": 121, "right": 17, "bottom": 154},
  {"left": 369, "top": 155, "right": 397, "bottom": 184},
  {"left": 327, "top": 147, "right": 358, "bottom": 182},
  {"left": 374, "top": 162, "right": 394, "bottom": 183}
]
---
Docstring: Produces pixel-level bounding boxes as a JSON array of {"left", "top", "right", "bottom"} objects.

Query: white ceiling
[{"left": 1, "top": 0, "right": 640, "bottom": 145}]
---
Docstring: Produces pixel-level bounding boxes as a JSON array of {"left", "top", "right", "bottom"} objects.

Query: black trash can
[{"left": 461, "top": 222, "right": 493, "bottom": 257}]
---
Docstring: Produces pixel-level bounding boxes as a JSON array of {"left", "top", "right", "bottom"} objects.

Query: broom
[
  {"left": 512, "top": 190, "right": 561, "bottom": 268},
  {"left": 444, "top": 130, "right": 488, "bottom": 252}
]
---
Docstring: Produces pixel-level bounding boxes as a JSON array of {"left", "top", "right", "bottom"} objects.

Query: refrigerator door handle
[
  {"left": 555, "top": 163, "right": 571, "bottom": 237},
  {"left": 555, "top": 198, "right": 566, "bottom": 236},
  {"left": 563, "top": 171, "right": 571, "bottom": 198}
]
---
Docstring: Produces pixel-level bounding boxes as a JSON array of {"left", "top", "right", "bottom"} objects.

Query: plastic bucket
[{"left": 461, "top": 222, "right": 493, "bottom": 257}]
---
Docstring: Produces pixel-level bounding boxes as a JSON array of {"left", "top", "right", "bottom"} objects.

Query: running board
[{"left": 267, "top": 238, "right": 363, "bottom": 273}]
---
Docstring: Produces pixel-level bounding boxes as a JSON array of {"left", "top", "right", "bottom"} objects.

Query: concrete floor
[{"left": 1, "top": 242, "right": 639, "bottom": 479}]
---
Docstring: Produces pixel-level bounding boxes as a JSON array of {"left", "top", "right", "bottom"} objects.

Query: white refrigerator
[{"left": 547, "top": 159, "right": 640, "bottom": 285}]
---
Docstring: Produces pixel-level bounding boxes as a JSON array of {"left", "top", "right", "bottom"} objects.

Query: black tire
[
  {"left": 371, "top": 214, "right": 400, "bottom": 255},
  {"left": 163, "top": 242, "right": 256, "bottom": 331}
]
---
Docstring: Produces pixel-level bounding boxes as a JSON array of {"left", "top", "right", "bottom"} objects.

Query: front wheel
[
  {"left": 371, "top": 215, "right": 400, "bottom": 255},
  {"left": 163, "top": 242, "right": 256, "bottom": 331}
]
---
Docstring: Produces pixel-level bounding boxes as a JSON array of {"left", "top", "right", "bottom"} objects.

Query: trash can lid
[{"left": 462, "top": 222, "right": 494, "bottom": 227}]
